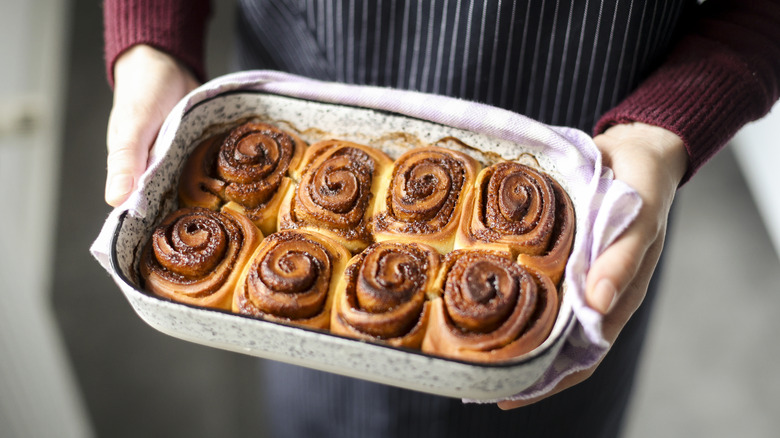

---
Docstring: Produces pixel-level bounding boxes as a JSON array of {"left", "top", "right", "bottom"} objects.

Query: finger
[{"left": 104, "top": 101, "right": 163, "bottom": 206}]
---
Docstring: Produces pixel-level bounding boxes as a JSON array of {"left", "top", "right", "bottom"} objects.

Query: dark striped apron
[{"left": 235, "top": 1, "right": 692, "bottom": 436}]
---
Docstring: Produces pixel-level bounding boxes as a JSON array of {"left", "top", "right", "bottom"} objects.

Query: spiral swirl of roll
[
  {"left": 216, "top": 122, "right": 302, "bottom": 207},
  {"left": 481, "top": 162, "right": 555, "bottom": 247},
  {"left": 280, "top": 140, "right": 393, "bottom": 252},
  {"left": 388, "top": 148, "right": 464, "bottom": 223},
  {"left": 233, "top": 230, "right": 349, "bottom": 328},
  {"left": 456, "top": 161, "right": 574, "bottom": 283},
  {"left": 178, "top": 121, "right": 305, "bottom": 234},
  {"left": 297, "top": 142, "right": 374, "bottom": 226},
  {"left": 331, "top": 241, "right": 441, "bottom": 348},
  {"left": 421, "top": 250, "right": 559, "bottom": 362},
  {"left": 372, "top": 147, "right": 479, "bottom": 253},
  {"left": 140, "top": 207, "right": 262, "bottom": 310}
]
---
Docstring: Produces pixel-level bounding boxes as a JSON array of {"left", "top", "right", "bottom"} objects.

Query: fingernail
[
  {"left": 106, "top": 174, "right": 134, "bottom": 204},
  {"left": 591, "top": 279, "right": 618, "bottom": 314}
]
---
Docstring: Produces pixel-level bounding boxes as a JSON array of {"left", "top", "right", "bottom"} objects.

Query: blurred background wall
[
  {"left": 0, "top": 1, "right": 91, "bottom": 437},
  {"left": 0, "top": 0, "right": 778, "bottom": 437}
]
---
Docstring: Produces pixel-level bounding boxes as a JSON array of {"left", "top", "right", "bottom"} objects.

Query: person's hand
[
  {"left": 498, "top": 122, "right": 689, "bottom": 409},
  {"left": 105, "top": 45, "right": 200, "bottom": 206}
]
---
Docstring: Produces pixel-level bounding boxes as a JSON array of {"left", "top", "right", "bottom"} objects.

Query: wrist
[
  {"left": 112, "top": 45, "right": 200, "bottom": 112},
  {"left": 597, "top": 122, "right": 689, "bottom": 188},
  {"left": 113, "top": 45, "right": 198, "bottom": 91}
]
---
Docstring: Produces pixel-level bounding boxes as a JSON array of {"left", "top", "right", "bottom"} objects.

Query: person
[{"left": 103, "top": 1, "right": 780, "bottom": 436}]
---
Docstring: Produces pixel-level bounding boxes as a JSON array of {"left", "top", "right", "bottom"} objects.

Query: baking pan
[{"left": 109, "top": 91, "right": 577, "bottom": 400}]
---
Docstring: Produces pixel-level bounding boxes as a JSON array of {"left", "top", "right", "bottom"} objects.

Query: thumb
[{"left": 585, "top": 225, "right": 650, "bottom": 316}]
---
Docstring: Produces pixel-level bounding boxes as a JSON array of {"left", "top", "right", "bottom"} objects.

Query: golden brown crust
[
  {"left": 278, "top": 140, "right": 394, "bottom": 253},
  {"left": 139, "top": 206, "right": 263, "bottom": 310},
  {"left": 331, "top": 241, "right": 441, "bottom": 348},
  {"left": 371, "top": 146, "right": 481, "bottom": 254},
  {"left": 516, "top": 177, "right": 575, "bottom": 284},
  {"left": 421, "top": 250, "right": 559, "bottom": 362},
  {"left": 178, "top": 121, "right": 307, "bottom": 235},
  {"left": 233, "top": 229, "right": 351, "bottom": 330},
  {"left": 454, "top": 161, "right": 574, "bottom": 284}
]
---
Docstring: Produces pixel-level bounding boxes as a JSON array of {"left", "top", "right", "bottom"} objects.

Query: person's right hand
[
  {"left": 498, "top": 122, "right": 687, "bottom": 409},
  {"left": 105, "top": 45, "right": 200, "bottom": 206}
]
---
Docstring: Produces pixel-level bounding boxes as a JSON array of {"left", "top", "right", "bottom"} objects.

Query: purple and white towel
[{"left": 90, "top": 70, "right": 641, "bottom": 402}]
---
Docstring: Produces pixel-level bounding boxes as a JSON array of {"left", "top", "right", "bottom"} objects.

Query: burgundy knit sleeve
[
  {"left": 103, "top": 0, "right": 212, "bottom": 87},
  {"left": 595, "top": 0, "right": 780, "bottom": 183}
]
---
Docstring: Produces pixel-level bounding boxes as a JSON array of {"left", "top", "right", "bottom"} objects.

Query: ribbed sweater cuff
[
  {"left": 595, "top": 36, "right": 774, "bottom": 184},
  {"left": 103, "top": 0, "right": 211, "bottom": 87}
]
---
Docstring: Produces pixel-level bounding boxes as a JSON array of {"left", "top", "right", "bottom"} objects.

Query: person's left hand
[{"left": 498, "top": 122, "right": 689, "bottom": 409}]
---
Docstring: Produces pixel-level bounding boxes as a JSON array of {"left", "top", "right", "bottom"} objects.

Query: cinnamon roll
[
  {"left": 139, "top": 206, "right": 263, "bottom": 310},
  {"left": 454, "top": 161, "right": 574, "bottom": 284},
  {"left": 233, "top": 230, "right": 351, "bottom": 330},
  {"left": 331, "top": 241, "right": 441, "bottom": 348},
  {"left": 178, "top": 121, "right": 306, "bottom": 235},
  {"left": 421, "top": 250, "right": 559, "bottom": 363},
  {"left": 371, "top": 146, "right": 481, "bottom": 254},
  {"left": 278, "top": 140, "right": 394, "bottom": 253}
]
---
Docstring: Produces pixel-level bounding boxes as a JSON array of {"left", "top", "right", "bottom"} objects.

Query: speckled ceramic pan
[{"left": 109, "top": 92, "right": 577, "bottom": 401}]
